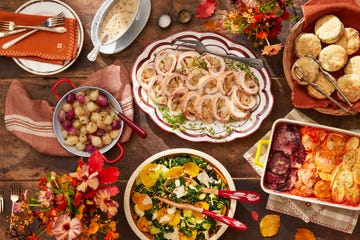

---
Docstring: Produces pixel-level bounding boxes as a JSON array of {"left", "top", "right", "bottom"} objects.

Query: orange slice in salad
[
  {"left": 193, "top": 201, "right": 210, "bottom": 219},
  {"left": 139, "top": 163, "right": 162, "bottom": 187},
  {"left": 183, "top": 162, "right": 200, "bottom": 177},
  {"left": 164, "top": 166, "right": 185, "bottom": 179}
]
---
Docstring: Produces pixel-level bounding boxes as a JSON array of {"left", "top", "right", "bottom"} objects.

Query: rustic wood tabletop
[{"left": 0, "top": 0, "right": 359, "bottom": 239}]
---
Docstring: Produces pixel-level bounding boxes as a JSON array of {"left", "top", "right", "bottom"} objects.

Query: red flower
[{"left": 282, "top": 11, "right": 290, "bottom": 20}]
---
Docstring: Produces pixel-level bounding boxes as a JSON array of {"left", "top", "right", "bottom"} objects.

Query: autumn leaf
[
  {"left": 203, "top": 20, "right": 219, "bottom": 31},
  {"left": 197, "top": 0, "right": 217, "bottom": 19}
]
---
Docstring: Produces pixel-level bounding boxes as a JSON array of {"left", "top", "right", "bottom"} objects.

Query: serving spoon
[
  {"left": 108, "top": 99, "right": 147, "bottom": 138},
  {"left": 154, "top": 196, "right": 247, "bottom": 231},
  {"left": 164, "top": 177, "right": 261, "bottom": 203}
]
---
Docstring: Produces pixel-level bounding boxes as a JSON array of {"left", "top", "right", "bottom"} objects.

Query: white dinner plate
[
  {"left": 130, "top": 31, "right": 274, "bottom": 143},
  {"left": 90, "top": 0, "right": 151, "bottom": 54},
  {"left": 14, "top": 0, "right": 84, "bottom": 75}
]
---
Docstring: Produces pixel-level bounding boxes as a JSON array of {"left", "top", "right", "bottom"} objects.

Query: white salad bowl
[{"left": 124, "top": 148, "right": 237, "bottom": 240}]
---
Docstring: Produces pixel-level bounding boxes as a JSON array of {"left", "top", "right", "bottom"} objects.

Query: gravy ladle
[{"left": 87, "top": 34, "right": 108, "bottom": 61}]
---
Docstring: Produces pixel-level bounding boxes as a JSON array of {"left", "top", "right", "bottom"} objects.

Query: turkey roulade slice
[
  {"left": 154, "top": 49, "right": 178, "bottom": 75},
  {"left": 210, "top": 93, "right": 230, "bottom": 123},
  {"left": 161, "top": 73, "right": 185, "bottom": 97},
  {"left": 180, "top": 91, "right": 200, "bottom": 121},
  {"left": 217, "top": 71, "right": 239, "bottom": 96},
  {"left": 147, "top": 75, "right": 168, "bottom": 105},
  {"left": 136, "top": 62, "right": 157, "bottom": 89},
  {"left": 201, "top": 53, "right": 226, "bottom": 76},
  {"left": 194, "top": 95, "right": 214, "bottom": 124}
]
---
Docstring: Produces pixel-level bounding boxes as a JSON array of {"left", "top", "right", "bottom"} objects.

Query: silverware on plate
[
  {"left": 2, "top": 12, "right": 66, "bottom": 50},
  {"left": 0, "top": 20, "right": 67, "bottom": 33},
  {"left": 174, "top": 39, "right": 264, "bottom": 69}
]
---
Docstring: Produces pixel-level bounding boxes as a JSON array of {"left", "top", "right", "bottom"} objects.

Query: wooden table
[{"left": 0, "top": 0, "right": 359, "bottom": 239}]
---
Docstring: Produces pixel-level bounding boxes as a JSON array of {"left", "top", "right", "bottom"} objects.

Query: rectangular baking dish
[{"left": 260, "top": 118, "right": 360, "bottom": 210}]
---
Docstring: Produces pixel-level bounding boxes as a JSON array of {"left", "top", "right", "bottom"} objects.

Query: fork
[
  {"left": 9, "top": 184, "right": 20, "bottom": 228},
  {"left": 0, "top": 21, "right": 67, "bottom": 33},
  {"left": 0, "top": 194, "right": 3, "bottom": 214},
  {"left": 2, "top": 12, "right": 66, "bottom": 50},
  {"left": 175, "top": 39, "right": 264, "bottom": 69}
]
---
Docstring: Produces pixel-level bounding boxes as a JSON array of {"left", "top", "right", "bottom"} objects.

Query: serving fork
[
  {"left": 174, "top": 39, "right": 264, "bottom": 69},
  {"left": 2, "top": 12, "right": 66, "bottom": 50}
]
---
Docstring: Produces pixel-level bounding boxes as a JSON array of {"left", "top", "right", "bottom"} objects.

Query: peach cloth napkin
[
  {"left": 4, "top": 61, "right": 134, "bottom": 157},
  {"left": 243, "top": 109, "right": 360, "bottom": 234},
  {"left": 0, "top": 11, "right": 79, "bottom": 65},
  {"left": 291, "top": 0, "right": 360, "bottom": 111}
]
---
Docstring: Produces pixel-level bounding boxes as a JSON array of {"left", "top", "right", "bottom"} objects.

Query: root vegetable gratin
[{"left": 263, "top": 121, "right": 360, "bottom": 208}]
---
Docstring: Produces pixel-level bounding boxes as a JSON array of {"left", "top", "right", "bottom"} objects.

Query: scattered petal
[
  {"left": 203, "top": 20, "right": 219, "bottom": 31},
  {"left": 251, "top": 210, "right": 259, "bottom": 221},
  {"left": 197, "top": 0, "right": 217, "bottom": 19},
  {"left": 261, "top": 43, "right": 283, "bottom": 56}
]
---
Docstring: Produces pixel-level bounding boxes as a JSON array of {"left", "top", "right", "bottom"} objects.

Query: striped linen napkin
[
  {"left": 243, "top": 109, "right": 359, "bottom": 234},
  {"left": 4, "top": 61, "right": 134, "bottom": 156}
]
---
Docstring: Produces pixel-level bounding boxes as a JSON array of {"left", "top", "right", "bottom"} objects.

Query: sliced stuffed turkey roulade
[
  {"left": 237, "top": 71, "right": 259, "bottom": 95},
  {"left": 161, "top": 73, "right": 185, "bottom": 97},
  {"left": 217, "top": 71, "right": 239, "bottom": 96},
  {"left": 167, "top": 87, "right": 188, "bottom": 115},
  {"left": 147, "top": 75, "right": 168, "bottom": 106},
  {"left": 201, "top": 53, "right": 226, "bottom": 76},
  {"left": 197, "top": 74, "right": 219, "bottom": 95},
  {"left": 154, "top": 49, "right": 178, "bottom": 75},
  {"left": 231, "top": 87, "right": 259, "bottom": 110},
  {"left": 228, "top": 100, "right": 251, "bottom": 121},
  {"left": 210, "top": 93, "right": 230, "bottom": 123},
  {"left": 180, "top": 91, "right": 200, "bottom": 121},
  {"left": 194, "top": 95, "right": 214, "bottom": 123},
  {"left": 136, "top": 62, "right": 157, "bottom": 89},
  {"left": 175, "top": 50, "right": 201, "bottom": 75},
  {"left": 184, "top": 68, "right": 209, "bottom": 91}
]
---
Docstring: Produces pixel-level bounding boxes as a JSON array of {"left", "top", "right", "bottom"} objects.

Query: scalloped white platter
[{"left": 130, "top": 31, "right": 273, "bottom": 143}]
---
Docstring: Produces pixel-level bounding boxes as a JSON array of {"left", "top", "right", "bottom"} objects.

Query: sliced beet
[
  {"left": 272, "top": 123, "right": 301, "bottom": 155},
  {"left": 267, "top": 151, "right": 291, "bottom": 175}
]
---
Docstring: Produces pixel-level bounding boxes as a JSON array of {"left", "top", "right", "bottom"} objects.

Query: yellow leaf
[{"left": 259, "top": 214, "right": 280, "bottom": 237}]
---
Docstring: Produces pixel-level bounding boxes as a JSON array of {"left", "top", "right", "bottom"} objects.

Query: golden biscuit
[
  {"left": 335, "top": 27, "right": 360, "bottom": 55},
  {"left": 318, "top": 45, "right": 348, "bottom": 72},
  {"left": 315, "top": 15, "right": 344, "bottom": 44},
  {"left": 291, "top": 56, "right": 319, "bottom": 85},
  {"left": 307, "top": 72, "right": 336, "bottom": 99},
  {"left": 294, "top": 33, "right": 322, "bottom": 58},
  {"left": 344, "top": 55, "right": 360, "bottom": 75},
  {"left": 337, "top": 74, "right": 360, "bottom": 103}
]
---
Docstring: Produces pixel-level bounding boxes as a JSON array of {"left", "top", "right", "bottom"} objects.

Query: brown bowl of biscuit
[{"left": 283, "top": 2, "right": 360, "bottom": 115}]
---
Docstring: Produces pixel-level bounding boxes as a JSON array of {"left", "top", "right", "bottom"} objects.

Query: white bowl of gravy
[{"left": 91, "top": 0, "right": 140, "bottom": 46}]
